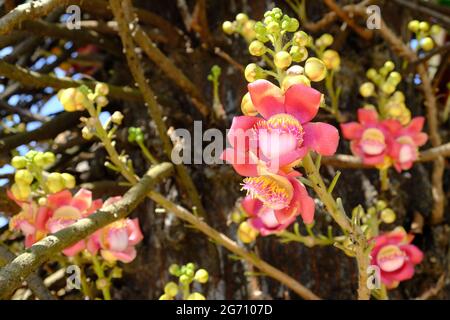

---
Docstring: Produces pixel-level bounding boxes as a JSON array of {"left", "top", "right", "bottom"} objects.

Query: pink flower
[
  {"left": 240, "top": 172, "right": 315, "bottom": 234},
  {"left": 341, "top": 109, "right": 392, "bottom": 166},
  {"left": 370, "top": 228, "right": 423, "bottom": 289},
  {"left": 87, "top": 197, "right": 143, "bottom": 263},
  {"left": 384, "top": 117, "right": 428, "bottom": 172},
  {"left": 45, "top": 189, "right": 103, "bottom": 256},
  {"left": 222, "top": 80, "right": 339, "bottom": 175},
  {"left": 8, "top": 190, "right": 51, "bottom": 247}
]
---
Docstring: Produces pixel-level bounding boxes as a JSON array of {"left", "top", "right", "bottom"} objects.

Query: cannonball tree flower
[
  {"left": 384, "top": 117, "right": 428, "bottom": 172},
  {"left": 87, "top": 197, "right": 144, "bottom": 263},
  {"left": 45, "top": 189, "right": 103, "bottom": 256},
  {"left": 341, "top": 108, "right": 392, "bottom": 167},
  {"left": 222, "top": 79, "right": 339, "bottom": 175},
  {"left": 241, "top": 172, "right": 315, "bottom": 230},
  {"left": 370, "top": 227, "right": 423, "bottom": 289},
  {"left": 7, "top": 191, "right": 51, "bottom": 247}
]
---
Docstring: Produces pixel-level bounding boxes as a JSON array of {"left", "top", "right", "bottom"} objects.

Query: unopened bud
[
  {"left": 241, "top": 92, "right": 258, "bottom": 116},
  {"left": 164, "top": 282, "right": 179, "bottom": 297},
  {"left": 15, "top": 169, "right": 33, "bottom": 185},
  {"left": 381, "top": 83, "right": 396, "bottom": 95},
  {"left": 380, "top": 208, "right": 396, "bottom": 224},
  {"left": 408, "top": 20, "right": 420, "bottom": 33},
  {"left": 366, "top": 68, "right": 377, "bottom": 80},
  {"left": 317, "top": 33, "right": 334, "bottom": 47},
  {"left": 236, "top": 13, "right": 249, "bottom": 24},
  {"left": 169, "top": 264, "right": 181, "bottom": 276},
  {"left": 419, "top": 21, "right": 430, "bottom": 32},
  {"left": 420, "top": 37, "right": 434, "bottom": 51},
  {"left": 359, "top": 82, "right": 375, "bottom": 97},
  {"left": 244, "top": 63, "right": 265, "bottom": 82},
  {"left": 322, "top": 49, "right": 341, "bottom": 70},
  {"left": 11, "top": 183, "right": 31, "bottom": 200},
  {"left": 387, "top": 71, "right": 402, "bottom": 85},
  {"left": 11, "top": 156, "right": 27, "bottom": 169},
  {"left": 238, "top": 221, "right": 258, "bottom": 243},
  {"left": 159, "top": 294, "right": 173, "bottom": 300},
  {"left": 304, "top": 57, "right": 327, "bottom": 82},
  {"left": 248, "top": 40, "right": 266, "bottom": 56},
  {"left": 82, "top": 126, "right": 94, "bottom": 140},
  {"left": 293, "top": 31, "right": 309, "bottom": 47},
  {"left": 383, "top": 61, "right": 395, "bottom": 72},
  {"left": 95, "top": 95, "right": 108, "bottom": 108},
  {"left": 43, "top": 152, "right": 56, "bottom": 166},
  {"left": 194, "top": 269, "right": 209, "bottom": 283},
  {"left": 111, "top": 111, "right": 124, "bottom": 125},
  {"left": 430, "top": 24, "right": 441, "bottom": 35},
  {"left": 222, "top": 21, "right": 234, "bottom": 35},
  {"left": 289, "top": 45, "right": 308, "bottom": 62},
  {"left": 61, "top": 173, "right": 76, "bottom": 189},
  {"left": 274, "top": 51, "right": 292, "bottom": 69},
  {"left": 46, "top": 172, "right": 65, "bottom": 193},
  {"left": 281, "top": 75, "right": 311, "bottom": 92},
  {"left": 95, "top": 83, "right": 109, "bottom": 96},
  {"left": 187, "top": 293, "right": 206, "bottom": 300}
]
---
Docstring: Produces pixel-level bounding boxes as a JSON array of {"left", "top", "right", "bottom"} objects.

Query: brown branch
[
  {"left": 0, "top": 0, "right": 70, "bottom": 35},
  {"left": 0, "top": 99, "right": 49, "bottom": 122},
  {"left": 0, "top": 162, "right": 174, "bottom": 299},
  {"left": 0, "top": 246, "right": 55, "bottom": 300}
]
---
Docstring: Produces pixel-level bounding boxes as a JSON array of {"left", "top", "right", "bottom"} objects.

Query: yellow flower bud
[
  {"left": 359, "top": 82, "right": 375, "bottom": 97},
  {"left": 420, "top": 37, "right": 434, "bottom": 51},
  {"left": 392, "top": 91, "right": 405, "bottom": 103},
  {"left": 242, "top": 20, "right": 256, "bottom": 40},
  {"left": 304, "top": 57, "right": 327, "bottom": 82},
  {"left": 419, "top": 21, "right": 430, "bottom": 32},
  {"left": 95, "top": 83, "right": 109, "bottom": 96},
  {"left": 266, "top": 21, "right": 280, "bottom": 34},
  {"left": 194, "top": 269, "right": 209, "bottom": 283},
  {"left": 387, "top": 71, "right": 402, "bottom": 85},
  {"left": 38, "top": 197, "right": 48, "bottom": 206},
  {"left": 381, "top": 83, "right": 396, "bottom": 95},
  {"left": 238, "top": 221, "right": 258, "bottom": 243},
  {"left": 289, "top": 45, "right": 308, "bottom": 62},
  {"left": 366, "top": 68, "right": 377, "bottom": 80},
  {"left": 187, "top": 293, "right": 206, "bottom": 300},
  {"left": 317, "top": 33, "right": 334, "bottom": 47},
  {"left": 11, "top": 156, "right": 27, "bottom": 169},
  {"left": 222, "top": 21, "right": 234, "bottom": 35},
  {"left": 111, "top": 111, "right": 124, "bottom": 125},
  {"left": 430, "top": 24, "right": 441, "bottom": 35},
  {"left": 236, "top": 13, "right": 249, "bottom": 25},
  {"left": 380, "top": 208, "right": 396, "bottom": 224},
  {"left": 57, "top": 88, "right": 78, "bottom": 112},
  {"left": 274, "top": 51, "right": 292, "bottom": 69},
  {"left": 281, "top": 75, "right": 311, "bottom": 92},
  {"left": 46, "top": 172, "right": 65, "bottom": 193},
  {"left": 159, "top": 294, "right": 173, "bottom": 300},
  {"left": 293, "top": 31, "right": 309, "bottom": 47},
  {"left": 408, "top": 20, "right": 420, "bottom": 33},
  {"left": 95, "top": 95, "right": 108, "bottom": 108},
  {"left": 61, "top": 173, "right": 76, "bottom": 189},
  {"left": 164, "top": 282, "right": 179, "bottom": 297},
  {"left": 43, "top": 152, "right": 56, "bottom": 166},
  {"left": 241, "top": 92, "right": 258, "bottom": 116},
  {"left": 248, "top": 40, "right": 266, "bottom": 56},
  {"left": 11, "top": 183, "right": 31, "bottom": 200},
  {"left": 322, "top": 49, "right": 341, "bottom": 70},
  {"left": 384, "top": 61, "right": 395, "bottom": 72},
  {"left": 15, "top": 169, "right": 33, "bottom": 185},
  {"left": 244, "top": 63, "right": 265, "bottom": 82}
]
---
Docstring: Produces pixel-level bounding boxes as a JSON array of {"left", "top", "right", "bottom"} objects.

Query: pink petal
[
  {"left": 127, "top": 218, "right": 144, "bottom": 245},
  {"left": 297, "top": 183, "right": 315, "bottom": 224},
  {"left": 258, "top": 130, "right": 297, "bottom": 161},
  {"left": 406, "top": 117, "right": 425, "bottom": 134},
  {"left": 357, "top": 109, "right": 378, "bottom": 125},
  {"left": 248, "top": 80, "right": 285, "bottom": 119},
  {"left": 47, "top": 190, "right": 72, "bottom": 208},
  {"left": 302, "top": 122, "right": 339, "bottom": 156},
  {"left": 413, "top": 132, "right": 428, "bottom": 146},
  {"left": 227, "top": 116, "right": 260, "bottom": 148},
  {"left": 87, "top": 233, "right": 100, "bottom": 255},
  {"left": 284, "top": 84, "right": 321, "bottom": 123},
  {"left": 341, "top": 122, "right": 363, "bottom": 140},
  {"left": 35, "top": 207, "right": 51, "bottom": 231},
  {"left": 102, "top": 247, "right": 137, "bottom": 263},
  {"left": 401, "top": 244, "right": 424, "bottom": 264},
  {"left": 25, "top": 234, "right": 36, "bottom": 248},
  {"left": 221, "top": 148, "right": 258, "bottom": 176},
  {"left": 70, "top": 188, "right": 93, "bottom": 213},
  {"left": 382, "top": 119, "right": 403, "bottom": 135},
  {"left": 241, "top": 197, "right": 263, "bottom": 217}
]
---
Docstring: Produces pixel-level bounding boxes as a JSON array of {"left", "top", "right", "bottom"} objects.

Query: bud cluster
[
  {"left": 408, "top": 20, "right": 441, "bottom": 52},
  {"left": 222, "top": 13, "right": 256, "bottom": 42},
  {"left": 159, "top": 263, "right": 209, "bottom": 300}
]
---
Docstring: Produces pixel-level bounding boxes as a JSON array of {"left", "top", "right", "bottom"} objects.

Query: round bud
[
  {"left": 95, "top": 83, "right": 109, "bottom": 96},
  {"left": 111, "top": 111, "right": 124, "bottom": 125},
  {"left": 379, "top": 66, "right": 390, "bottom": 77},
  {"left": 241, "top": 93, "right": 258, "bottom": 116},
  {"left": 61, "top": 173, "right": 76, "bottom": 189},
  {"left": 238, "top": 221, "right": 258, "bottom": 243},
  {"left": 38, "top": 197, "right": 48, "bottom": 206},
  {"left": 187, "top": 293, "right": 206, "bottom": 300},
  {"left": 222, "top": 21, "right": 234, "bottom": 35},
  {"left": 186, "top": 262, "right": 195, "bottom": 270},
  {"left": 420, "top": 37, "right": 434, "bottom": 51},
  {"left": 179, "top": 274, "right": 191, "bottom": 285},
  {"left": 322, "top": 49, "right": 341, "bottom": 70},
  {"left": 57, "top": 88, "right": 78, "bottom": 112},
  {"left": 242, "top": 20, "right": 256, "bottom": 40},
  {"left": 286, "top": 65, "right": 304, "bottom": 75},
  {"left": 392, "top": 91, "right": 405, "bottom": 103},
  {"left": 236, "top": 13, "right": 248, "bottom": 24},
  {"left": 33, "top": 153, "right": 46, "bottom": 167},
  {"left": 169, "top": 264, "right": 181, "bottom": 276},
  {"left": 194, "top": 269, "right": 209, "bottom": 283},
  {"left": 82, "top": 126, "right": 94, "bottom": 140},
  {"left": 293, "top": 31, "right": 309, "bottom": 47},
  {"left": 244, "top": 63, "right": 264, "bottom": 82},
  {"left": 430, "top": 24, "right": 441, "bottom": 35},
  {"left": 366, "top": 68, "right": 377, "bottom": 80},
  {"left": 375, "top": 200, "right": 387, "bottom": 211},
  {"left": 11, "top": 156, "right": 27, "bottom": 169},
  {"left": 159, "top": 294, "right": 173, "bottom": 300},
  {"left": 289, "top": 45, "right": 308, "bottom": 62},
  {"left": 248, "top": 40, "right": 266, "bottom": 56},
  {"left": 281, "top": 75, "right": 311, "bottom": 92},
  {"left": 11, "top": 183, "right": 31, "bottom": 200},
  {"left": 266, "top": 21, "right": 280, "bottom": 34},
  {"left": 15, "top": 169, "right": 33, "bottom": 185},
  {"left": 384, "top": 61, "right": 395, "bottom": 72},
  {"left": 359, "top": 82, "right": 375, "bottom": 97},
  {"left": 408, "top": 20, "right": 420, "bottom": 33},
  {"left": 381, "top": 83, "right": 396, "bottom": 95},
  {"left": 164, "top": 282, "right": 179, "bottom": 297},
  {"left": 43, "top": 152, "right": 56, "bottom": 166},
  {"left": 304, "top": 57, "right": 327, "bottom": 82},
  {"left": 319, "top": 33, "right": 334, "bottom": 47},
  {"left": 387, "top": 71, "right": 402, "bottom": 85},
  {"left": 285, "top": 18, "right": 299, "bottom": 32},
  {"left": 46, "top": 172, "right": 65, "bottom": 193},
  {"left": 95, "top": 95, "right": 108, "bottom": 108},
  {"left": 380, "top": 208, "right": 396, "bottom": 224},
  {"left": 274, "top": 51, "right": 292, "bottom": 69},
  {"left": 419, "top": 21, "right": 430, "bottom": 32}
]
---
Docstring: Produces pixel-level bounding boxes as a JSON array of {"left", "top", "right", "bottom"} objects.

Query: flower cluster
[
  {"left": 8, "top": 188, "right": 143, "bottom": 263},
  {"left": 370, "top": 227, "right": 423, "bottom": 289},
  {"left": 160, "top": 263, "right": 209, "bottom": 300},
  {"left": 223, "top": 79, "right": 339, "bottom": 238},
  {"left": 407, "top": 20, "right": 441, "bottom": 52},
  {"left": 341, "top": 108, "right": 427, "bottom": 171}
]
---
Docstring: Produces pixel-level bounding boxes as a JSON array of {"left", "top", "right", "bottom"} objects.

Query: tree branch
[{"left": 0, "top": 162, "right": 174, "bottom": 299}]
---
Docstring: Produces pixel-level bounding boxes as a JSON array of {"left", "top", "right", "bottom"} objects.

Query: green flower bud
[
  {"left": 43, "top": 152, "right": 56, "bottom": 166},
  {"left": 169, "top": 264, "right": 181, "bottom": 276},
  {"left": 222, "top": 21, "right": 234, "bottom": 35},
  {"left": 179, "top": 274, "right": 191, "bottom": 285},
  {"left": 187, "top": 293, "right": 206, "bottom": 300},
  {"left": 15, "top": 169, "right": 33, "bottom": 185},
  {"left": 194, "top": 269, "right": 209, "bottom": 284},
  {"left": 387, "top": 71, "right": 402, "bottom": 85},
  {"left": 266, "top": 21, "right": 280, "bottom": 34},
  {"left": 274, "top": 51, "right": 292, "bottom": 69},
  {"left": 366, "top": 68, "right": 377, "bottom": 80},
  {"left": 61, "top": 173, "right": 76, "bottom": 189},
  {"left": 164, "top": 282, "right": 179, "bottom": 297},
  {"left": 11, "top": 156, "right": 27, "bottom": 169},
  {"left": 248, "top": 40, "right": 266, "bottom": 56},
  {"left": 304, "top": 57, "right": 327, "bottom": 82},
  {"left": 392, "top": 91, "right": 405, "bottom": 103},
  {"left": 186, "top": 262, "right": 195, "bottom": 270},
  {"left": 33, "top": 152, "right": 46, "bottom": 167},
  {"left": 381, "top": 83, "right": 396, "bottom": 95},
  {"left": 46, "top": 172, "right": 65, "bottom": 193},
  {"left": 242, "top": 20, "right": 256, "bottom": 40},
  {"left": 430, "top": 24, "right": 441, "bottom": 35},
  {"left": 317, "top": 33, "right": 334, "bottom": 48},
  {"left": 284, "top": 17, "right": 299, "bottom": 32},
  {"left": 380, "top": 208, "right": 396, "bottom": 224},
  {"left": 111, "top": 267, "right": 123, "bottom": 279},
  {"left": 420, "top": 37, "right": 434, "bottom": 51},
  {"left": 293, "top": 31, "right": 309, "bottom": 47},
  {"left": 375, "top": 200, "right": 387, "bottom": 211},
  {"left": 408, "top": 20, "right": 420, "bottom": 33},
  {"left": 289, "top": 45, "right": 308, "bottom": 62},
  {"left": 359, "top": 82, "right": 375, "bottom": 97},
  {"left": 322, "top": 49, "right": 340, "bottom": 70}
]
